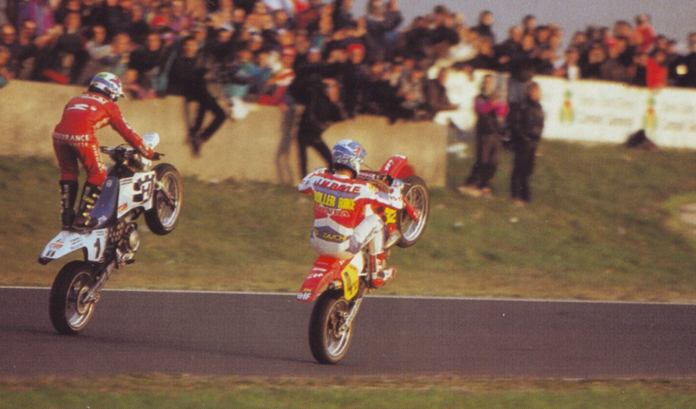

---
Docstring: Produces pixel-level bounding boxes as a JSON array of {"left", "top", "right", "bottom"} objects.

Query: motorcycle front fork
[
  {"left": 339, "top": 291, "right": 364, "bottom": 334},
  {"left": 84, "top": 261, "right": 115, "bottom": 303}
]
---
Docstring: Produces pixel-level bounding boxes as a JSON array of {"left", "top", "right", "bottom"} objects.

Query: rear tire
[
  {"left": 308, "top": 291, "right": 354, "bottom": 364},
  {"left": 397, "top": 176, "right": 430, "bottom": 248},
  {"left": 49, "top": 261, "right": 96, "bottom": 335},
  {"left": 145, "top": 163, "right": 183, "bottom": 235}
]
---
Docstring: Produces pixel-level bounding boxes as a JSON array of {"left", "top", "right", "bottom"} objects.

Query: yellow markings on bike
[
  {"left": 341, "top": 263, "right": 360, "bottom": 300},
  {"left": 314, "top": 191, "right": 336, "bottom": 207},
  {"left": 384, "top": 207, "right": 397, "bottom": 224},
  {"left": 337, "top": 197, "right": 355, "bottom": 210}
]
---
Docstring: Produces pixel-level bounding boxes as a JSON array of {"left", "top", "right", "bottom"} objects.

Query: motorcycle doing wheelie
[
  {"left": 297, "top": 155, "right": 430, "bottom": 364},
  {"left": 38, "top": 133, "right": 183, "bottom": 335}
]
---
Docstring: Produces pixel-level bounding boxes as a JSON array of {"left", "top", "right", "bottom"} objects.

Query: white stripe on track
[{"left": 2, "top": 285, "right": 695, "bottom": 307}]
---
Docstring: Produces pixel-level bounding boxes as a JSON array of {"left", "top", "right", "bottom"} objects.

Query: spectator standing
[
  {"left": 264, "top": 47, "right": 298, "bottom": 185},
  {"left": 342, "top": 43, "right": 369, "bottom": 117},
  {"left": 0, "top": 45, "right": 12, "bottom": 87},
  {"left": 222, "top": 47, "right": 263, "bottom": 120},
  {"left": 507, "top": 33, "right": 537, "bottom": 107},
  {"left": 510, "top": 82, "right": 544, "bottom": 206},
  {"left": 0, "top": 0, "right": 8, "bottom": 27},
  {"left": 55, "top": 12, "right": 89, "bottom": 83},
  {"left": 402, "top": 16, "right": 431, "bottom": 61},
  {"left": 364, "top": 0, "right": 402, "bottom": 62},
  {"left": 85, "top": 25, "right": 109, "bottom": 60},
  {"left": 18, "top": 0, "right": 55, "bottom": 36},
  {"left": 332, "top": 0, "right": 356, "bottom": 31},
  {"left": 521, "top": 14, "right": 536, "bottom": 37},
  {"left": 103, "top": 0, "right": 134, "bottom": 39},
  {"left": 128, "top": 31, "right": 169, "bottom": 94},
  {"left": 95, "top": 32, "right": 132, "bottom": 79},
  {"left": 495, "top": 26, "right": 523, "bottom": 73},
  {"left": 0, "top": 24, "right": 18, "bottom": 75},
  {"left": 633, "top": 14, "right": 656, "bottom": 53},
  {"left": 466, "top": 37, "right": 498, "bottom": 71},
  {"left": 646, "top": 48, "right": 668, "bottom": 88},
  {"left": 429, "top": 7, "right": 459, "bottom": 61},
  {"left": 600, "top": 41, "right": 629, "bottom": 82},
  {"left": 297, "top": 77, "right": 344, "bottom": 176},
  {"left": 581, "top": 43, "right": 606, "bottom": 79},
  {"left": 460, "top": 74, "right": 508, "bottom": 198},
  {"left": 672, "top": 33, "right": 696, "bottom": 88},
  {"left": 167, "top": 36, "right": 226, "bottom": 155},
  {"left": 128, "top": 4, "right": 150, "bottom": 45},
  {"left": 295, "top": 0, "right": 322, "bottom": 30},
  {"left": 630, "top": 51, "right": 648, "bottom": 86},
  {"left": 471, "top": 10, "right": 495, "bottom": 44},
  {"left": 396, "top": 62, "right": 427, "bottom": 120},
  {"left": 554, "top": 47, "right": 581, "bottom": 80},
  {"left": 425, "top": 67, "right": 458, "bottom": 118}
]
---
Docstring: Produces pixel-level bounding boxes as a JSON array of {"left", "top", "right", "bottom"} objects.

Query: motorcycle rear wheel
[
  {"left": 145, "top": 163, "right": 183, "bottom": 235},
  {"left": 397, "top": 175, "right": 430, "bottom": 248},
  {"left": 308, "top": 291, "right": 354, "bottom": 364},
  {"left": 49, "top": 261, "right": 96, "bottom": 335}
]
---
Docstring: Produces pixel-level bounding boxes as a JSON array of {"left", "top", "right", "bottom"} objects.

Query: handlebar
[{"left": 100, "top": 145, "right": 163, "bottom": 161}]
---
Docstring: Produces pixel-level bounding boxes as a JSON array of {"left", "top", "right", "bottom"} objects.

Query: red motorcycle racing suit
[
  {"left": 53, "top": 92, "right": 154, "bottom": 186},
  {"left": 298, "top": 168, "right": 404, "bottom": 260}
]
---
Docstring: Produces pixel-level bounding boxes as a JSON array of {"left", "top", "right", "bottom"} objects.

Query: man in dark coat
[
  {"left": 167, "top": 36, "right": 226, "bottom": 156},
  {"left": 297, "top": 76, "right": 345, "bottom": 176},
  {"left": 510, "top": 82, "right": 545, "bottom": 205}
]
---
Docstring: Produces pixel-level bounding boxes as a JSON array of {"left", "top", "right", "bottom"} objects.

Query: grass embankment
[
  {"left": 1, "top": 377, "right": 696, "bottom": 409},
  {"left": 3, "top": 140, "right": 696, "bottom": 301}
]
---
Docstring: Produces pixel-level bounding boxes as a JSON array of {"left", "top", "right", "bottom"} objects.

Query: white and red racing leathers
[
  {"left": 53, "top": 92, "right": 154, "bottom": 186},
  {"left": 298, "top": 168, "right": 404, "bottom": 259}
]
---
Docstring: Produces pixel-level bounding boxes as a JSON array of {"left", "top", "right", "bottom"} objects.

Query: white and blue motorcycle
[{"left": 38, "top": 133, "right": 183, "bottom": 335}]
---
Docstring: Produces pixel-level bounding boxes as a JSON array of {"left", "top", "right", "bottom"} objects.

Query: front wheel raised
[
  {"left": 145, "top": 163, "right": 183, "bottom": 235},
  {"left": 397, "top": 175, "right": 430, "bottom": 248},
  {"left": 49, "top": 261, "right": 97, "bottom": 335},
  {"left": 308, "top": 291, "right": 354, "bottom": 364}
]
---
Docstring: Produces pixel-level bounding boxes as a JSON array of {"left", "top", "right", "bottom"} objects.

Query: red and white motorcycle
[
  {"left": 38, "top": 133, "right": 183, "bottom": 335},
  {"left": 297, "top": 155, "right": 430, "bottom": 364}
]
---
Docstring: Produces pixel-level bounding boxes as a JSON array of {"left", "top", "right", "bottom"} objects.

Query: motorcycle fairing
[
  {"left": 38, "top": 228, "right": 109, "bottom": 264},
  {"left": 92, "top": 177, "right": 119, "bottom": 229},
  {"left": 298, "top": 254, "right": 364, "bottom": 302},
  {"left": 341, "top": 257, "right": 362, "bottom": 300},
  {"left": 379, "top": 155, "right": 409, "bottom": 180},
  {"left": 117, "top": 171, "right": 156, "bottom": 218}
]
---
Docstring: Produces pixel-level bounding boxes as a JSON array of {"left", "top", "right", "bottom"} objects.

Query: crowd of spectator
[{"left": 1, "top": 0, "right": 696, "bottom": 120}]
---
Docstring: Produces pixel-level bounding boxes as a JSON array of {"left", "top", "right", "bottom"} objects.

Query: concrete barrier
[{"left": 0, "top": 80, "right": 447, "bottom": 186}]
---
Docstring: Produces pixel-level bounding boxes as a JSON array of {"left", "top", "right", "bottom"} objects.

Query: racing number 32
[{"left": 133, "top": 175, "right": 155, "bottom": 203}]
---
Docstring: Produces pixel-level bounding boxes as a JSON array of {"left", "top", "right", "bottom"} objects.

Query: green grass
[
  {"left": 1, "top": 377, "right": 696, "bottom": 409},
  {"left": 4, "top": 140, "right": 696, "bottom": 301}
]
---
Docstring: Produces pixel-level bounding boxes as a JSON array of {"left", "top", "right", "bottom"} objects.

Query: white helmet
[
  {"left": 331, "top": 139, "right": 366, "bottom": 175},
  {"left": 89, "top": 72, "right": 125, "bottom": 101}
]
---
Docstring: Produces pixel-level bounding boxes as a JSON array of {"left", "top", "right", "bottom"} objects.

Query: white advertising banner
[{"left": 437, "top": 72, "right": 696, "bottom": 149}]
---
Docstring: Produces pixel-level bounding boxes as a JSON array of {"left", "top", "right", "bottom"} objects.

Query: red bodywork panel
[
  {"left": 379, "top": 155, "right": 414, "bottom": 180},
  {"left": 297, "top": 255, "right": 351, "bottom": 302}
]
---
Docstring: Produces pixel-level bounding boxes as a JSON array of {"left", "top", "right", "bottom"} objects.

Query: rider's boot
[
  {"left": 370, "top": 253, "right": 396, "bottom": 288},
  {"left": 73, "top": 182, "right": 102, "bottom": 231},
  {"left": 59, "top": 180, "right": 78, "bottom": 230}
]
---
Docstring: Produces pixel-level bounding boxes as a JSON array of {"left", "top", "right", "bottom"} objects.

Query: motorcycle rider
[
  {"left": 298, "top": 139, "right": 404, "bottom": 288},
  {"left": 53, "top": 72, "right": 155, "bottom": 230}
]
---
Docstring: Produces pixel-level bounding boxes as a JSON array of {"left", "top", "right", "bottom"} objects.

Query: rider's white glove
[{"left": 388, "top": 179, "right": 405, "bottom": 209}]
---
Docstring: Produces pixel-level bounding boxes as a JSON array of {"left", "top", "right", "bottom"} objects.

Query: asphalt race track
[{"left": 1, "top": 287, "right": 695, "bottom": 379}]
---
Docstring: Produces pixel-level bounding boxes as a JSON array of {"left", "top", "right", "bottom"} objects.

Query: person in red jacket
[{"left": 53, "top": 72, "right": 155, "bottom": 230}]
